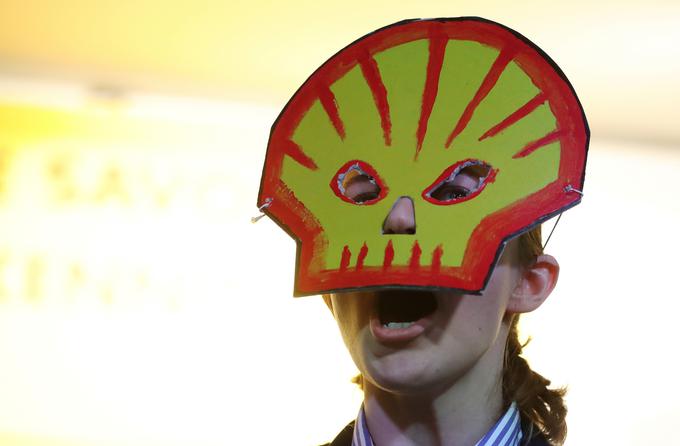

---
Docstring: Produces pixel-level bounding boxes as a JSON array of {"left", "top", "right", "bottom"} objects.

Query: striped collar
[{"left": 352, "top": 402, "right": 523, "bottom": 446}]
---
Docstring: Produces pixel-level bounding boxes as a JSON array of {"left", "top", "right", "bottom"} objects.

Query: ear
[
  {"left": 507, "top": 254, "right": 560, "bottom": 313},
  {"left": 322, "top": 294, "right": 334, "bottom": 314}
]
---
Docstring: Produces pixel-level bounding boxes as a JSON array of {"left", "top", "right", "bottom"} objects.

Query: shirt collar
[{"left": 351, "top": 402, "right": 523, "bottom": 446}]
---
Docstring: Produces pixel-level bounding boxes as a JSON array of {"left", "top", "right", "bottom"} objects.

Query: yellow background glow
[{"left": 1, "top": 1, "right": 679, "bottom": 445}]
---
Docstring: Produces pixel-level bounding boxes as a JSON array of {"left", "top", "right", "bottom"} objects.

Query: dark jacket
[{"left": 321, "top": 420, "right": 551, "bottom": 446}]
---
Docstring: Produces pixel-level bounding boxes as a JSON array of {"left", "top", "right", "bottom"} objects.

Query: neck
[{"left": 362, "top": 326, "right": 509, "bottom": 446}]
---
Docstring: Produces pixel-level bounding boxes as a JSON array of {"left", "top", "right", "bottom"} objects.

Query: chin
[{"left": 363, "top": 355, "right": 467, "bottom": 397}]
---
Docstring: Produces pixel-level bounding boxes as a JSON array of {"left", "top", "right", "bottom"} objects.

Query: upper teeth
[{"left": 384, "top": 321, "right": 415, "bottom": 329}]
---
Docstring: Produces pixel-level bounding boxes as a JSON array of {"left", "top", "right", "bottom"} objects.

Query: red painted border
[
  {"left": 259, "top": 18, "right": 589, "bottom": 296},
  {"left": 329, "top": 159, "right": 389, "bottom": 205}
]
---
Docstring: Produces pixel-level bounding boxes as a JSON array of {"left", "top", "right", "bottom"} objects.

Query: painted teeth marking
[{"left": 383, "top": 321, "right": 415, "bottom": 329}]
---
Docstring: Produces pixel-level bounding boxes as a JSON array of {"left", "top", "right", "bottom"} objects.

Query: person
[
  {"left": 321, "top": 225, "right": 563, "bottom": 446},
  {"left": 257, "top": 17, "right": 588, "bottom": 446}
]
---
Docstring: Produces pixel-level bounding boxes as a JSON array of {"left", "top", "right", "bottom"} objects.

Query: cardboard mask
[{"left": 258, "top": 17, "right": 589, "bottom": 297}]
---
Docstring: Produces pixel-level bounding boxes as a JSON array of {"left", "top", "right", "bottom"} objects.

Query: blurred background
[{"left": 0, "top": 1, "right": 678, "bottom": 445}]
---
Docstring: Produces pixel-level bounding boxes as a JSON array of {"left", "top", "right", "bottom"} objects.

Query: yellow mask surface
[{"left": 258, "top": 18, "right": 588, "bottom": 296}]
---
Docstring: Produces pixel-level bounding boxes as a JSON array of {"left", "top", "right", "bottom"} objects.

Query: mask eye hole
[
  {"left": 345, "top": 174, "right": 380, "bottom": 203},
  {"left": 424, "top": 160, "right": 494, "bottom": 205},
  {"left": 331, "top": 160, "right": 387, "bottom": 205}
]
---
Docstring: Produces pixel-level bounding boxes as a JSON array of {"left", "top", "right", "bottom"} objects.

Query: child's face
[{"left": 327, "top": 240, "right": 522, "bottom": 395}]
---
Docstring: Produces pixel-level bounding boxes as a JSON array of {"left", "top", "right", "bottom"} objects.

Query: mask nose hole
[{"left": 382, "top": 196, "right": 416, "bottom": 235}]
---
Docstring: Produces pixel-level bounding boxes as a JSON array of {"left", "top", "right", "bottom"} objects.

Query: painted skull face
[{"left": 259, "top": 18, "right": 588, "bottom": 296}]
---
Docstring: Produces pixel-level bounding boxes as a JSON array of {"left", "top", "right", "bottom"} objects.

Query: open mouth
[{"left": 376, "top": 290, "right": 438, "bottom": 329}]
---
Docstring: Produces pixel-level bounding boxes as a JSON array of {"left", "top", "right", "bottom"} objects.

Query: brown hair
[
  {"left": 350, "top": 227, "right": 568, "bottom": 444},
  {"left": 504, "top": 227, "right": 567, "bottom": 445}
]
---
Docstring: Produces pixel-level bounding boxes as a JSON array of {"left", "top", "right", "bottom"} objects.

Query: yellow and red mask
[{"left": 258, "top": 18, "right": 589, "bottom": 296}]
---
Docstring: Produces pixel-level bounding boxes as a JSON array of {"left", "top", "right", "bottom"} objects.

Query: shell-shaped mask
[{"left": 258, "top": 18, "right": 589, "bottom": 296}]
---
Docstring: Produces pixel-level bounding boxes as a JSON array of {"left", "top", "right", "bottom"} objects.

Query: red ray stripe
[
  {"left": 281, "top": 140, "right": 318, "bottom": 170},
  {"left": 356, "top": 243, "right": 369, "bottom": 270},
  {"left": 416, "top": 36, "right": 447, "bottom": 159},
  {"left": 409, "top": 241, "right": 421, "bottom": 269},
  {"left": 383, "top": 240, "right": 394, "bottom": 269},
  {"left": 359, "top": 55, "right": 391, "bottom": 146},
  {"left": 318, "top": 85, "right": 346, "bottom": 140},
  {"left": 431, "top": 245, "right": 443, "bottom": 273},
  {"left": 445, "top": 49, "right": 516, "bottom": 148},
  {"left": 340, "top": 245, "right": 351, "bottom": 272},
  {"left": 479, "top": 92, "right": 547, "bottom": 141},
  {"left": 513, "top": 130, "right": 562, "bottom": 159}
]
